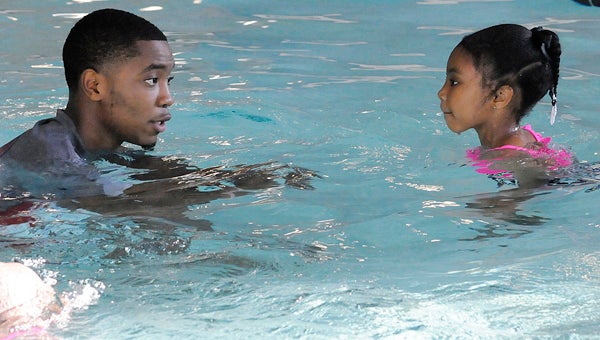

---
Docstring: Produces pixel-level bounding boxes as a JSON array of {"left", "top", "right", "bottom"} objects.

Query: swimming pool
[{"left": 1, "top": 0, "right": 599, "bottom": 338}]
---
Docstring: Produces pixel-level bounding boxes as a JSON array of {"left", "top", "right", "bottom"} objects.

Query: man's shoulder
[
  {"left": 31, "top": 110, "right": 77, "bottom": 137},
  {"left": 0, "top": 110, "right": 85, "bottom": 166}
]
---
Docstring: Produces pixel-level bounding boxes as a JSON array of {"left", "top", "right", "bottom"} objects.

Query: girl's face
[{"left": 438, "top": 46, "right": 495, "bottom": 134}]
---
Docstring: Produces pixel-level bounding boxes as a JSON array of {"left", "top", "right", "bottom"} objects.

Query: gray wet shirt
[
  {"left": 0, "top": 110, "right": 106, "bottom": 197},
  {"left": 1, "top": 110, "right": 87, "bottom": 169}
]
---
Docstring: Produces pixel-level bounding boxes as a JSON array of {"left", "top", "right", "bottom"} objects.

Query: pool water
[{"left": 1, "top": 0, "right": 599, "bottom": 338}]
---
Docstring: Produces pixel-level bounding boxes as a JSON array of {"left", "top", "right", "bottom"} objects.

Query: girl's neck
[
  {"left": 478, "top": 123, "right": 524, "bottom": 148},
  {"left": 479, "top": 123, "right": 535, "bottom": 149}
]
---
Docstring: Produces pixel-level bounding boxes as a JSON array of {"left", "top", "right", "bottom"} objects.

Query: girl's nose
[{"left": 437, "top": 84, "right": 447, "bottom": 101}]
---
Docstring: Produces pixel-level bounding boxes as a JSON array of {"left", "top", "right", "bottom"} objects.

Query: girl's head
[{"left": 456, "top": 24, "right": 561, "bottom": 123}]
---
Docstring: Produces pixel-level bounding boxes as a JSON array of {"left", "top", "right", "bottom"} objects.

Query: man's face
[{"left": 98, "top": 40, "right": 175, "bottom": 149}]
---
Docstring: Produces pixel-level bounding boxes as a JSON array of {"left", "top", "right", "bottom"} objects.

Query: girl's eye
[{"left": 448, "top": 79, "right": 459, "bottom": 86}]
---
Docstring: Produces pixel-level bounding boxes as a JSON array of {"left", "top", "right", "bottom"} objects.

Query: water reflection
[
  {"left": 464, "top": 190, "right": 550, "bottom": 227},
  {"left": 458, "top": 160, "right": 600, "bottom": 241},
  {"left": 458, "top": 189, "right": 548, "bottom": 242},
  {"left": 0, "top": 150, "right": 321, "bottom": 233}
]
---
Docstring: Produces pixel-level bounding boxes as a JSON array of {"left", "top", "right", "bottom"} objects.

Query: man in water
[
  {"left": 0, "top": 9, "right": 318, "bottom": 229},
  {"left": 0, "top": 8, "right": 175, "bottom": 197}
]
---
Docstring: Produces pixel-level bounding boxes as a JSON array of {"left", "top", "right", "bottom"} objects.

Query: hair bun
[
  {"left": 530, "top": 26, "right": 560, "bottom": 61},
  {"left": 530, "top": 26, "right": 561, "bottom": 123}
]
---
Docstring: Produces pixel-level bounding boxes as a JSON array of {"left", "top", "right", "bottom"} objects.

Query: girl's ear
[
  {"left": 80, "top": 69, "right": 105, "bottom": 101},
  {"left": 492, "top": 85, "right": 514, "bottom": 109}
]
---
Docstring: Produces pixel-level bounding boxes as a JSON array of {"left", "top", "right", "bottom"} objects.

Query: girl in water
[{"left": 438, "top": 24, "right": 573, "bottom": 188}]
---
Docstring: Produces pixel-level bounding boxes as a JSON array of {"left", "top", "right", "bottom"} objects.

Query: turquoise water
[{"left": 1, "top": 0, "right": 599, "bottom": 338}]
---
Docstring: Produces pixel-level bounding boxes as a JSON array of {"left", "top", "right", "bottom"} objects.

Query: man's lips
[{"left": 151, "top": 114, "right": 171, "bottom": 133}]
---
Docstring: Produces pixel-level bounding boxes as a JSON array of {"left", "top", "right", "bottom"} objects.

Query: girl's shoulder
[
  {"left": 468, "top": 124, "right": 573, "bottom": 175},
  {"left": 521, "top": 124, "right": 549, "bottom": 145}
]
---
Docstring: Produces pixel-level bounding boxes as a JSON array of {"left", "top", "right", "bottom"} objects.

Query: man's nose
[{"left": 160, "top": 86, "right": 174, "bottom": 108}]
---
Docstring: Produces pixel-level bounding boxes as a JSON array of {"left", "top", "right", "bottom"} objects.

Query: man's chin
[{"left": 141, "top": 142, "right": 157, "bottom": 151}]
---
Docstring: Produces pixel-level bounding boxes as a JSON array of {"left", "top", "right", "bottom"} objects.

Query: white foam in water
[
  {"left": 53, "top": 279, "right": 106, "bottom": 328},
  {"left": 1, "top": 258, "right": 105, "bottom": 335}
]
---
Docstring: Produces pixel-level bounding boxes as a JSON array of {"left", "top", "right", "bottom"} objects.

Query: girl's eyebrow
[
  {"left": 446, "top": 67, "right": 459, "bottom": 75},
  {"left": 446, "top": 67, "right": 460, "bottom": 73}
]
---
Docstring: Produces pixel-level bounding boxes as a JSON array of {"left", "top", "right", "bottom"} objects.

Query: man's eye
[
  {"left": 145, "top": 78, "right": 159, "bottom": 86},
  {"left": 167, "top": 76, "right": 174, "bottom": 85}
]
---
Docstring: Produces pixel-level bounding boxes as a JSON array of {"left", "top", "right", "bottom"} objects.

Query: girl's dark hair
[
  {"left": 62, "top": 8, "right": 168, "bottom": 92},
  {"left": 457, "top": 24, "right": 560, "bottom": 123}
]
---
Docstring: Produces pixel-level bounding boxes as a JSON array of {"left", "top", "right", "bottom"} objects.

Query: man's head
[
  {"left": 63, "top": 8, "right": 167, "bottom": 93},
  {"left": 62, "top": 9, "right": 175, "bottom": 151}
]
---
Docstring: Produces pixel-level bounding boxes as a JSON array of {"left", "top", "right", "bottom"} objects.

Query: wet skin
[
  {"left": 73, "top": 40, "right": 175, "bottom": 151},
  {"left": 438, "top": 46, "right": 494, "bottom": 137}
]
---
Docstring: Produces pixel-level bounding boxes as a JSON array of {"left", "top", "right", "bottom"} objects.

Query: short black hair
[{"left": 62, "top": 8, "right": 167, "bottom": 92}]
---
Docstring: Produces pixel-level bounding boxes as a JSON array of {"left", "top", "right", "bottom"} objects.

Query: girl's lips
[{"left": 439, "top": 104, "right": 451, "bottom": 115}]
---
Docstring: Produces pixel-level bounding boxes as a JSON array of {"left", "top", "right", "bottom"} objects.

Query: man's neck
[{"left": 63, "top": 102, "right": 121, "bottom": 152}]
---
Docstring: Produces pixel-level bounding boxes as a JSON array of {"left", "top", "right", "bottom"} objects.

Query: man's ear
[
  {"left": 492, "top": 85, "right": 514, "bottom": 109},
  {"left": 80, "top": 69, "right": 104, "bottom": 101}
]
